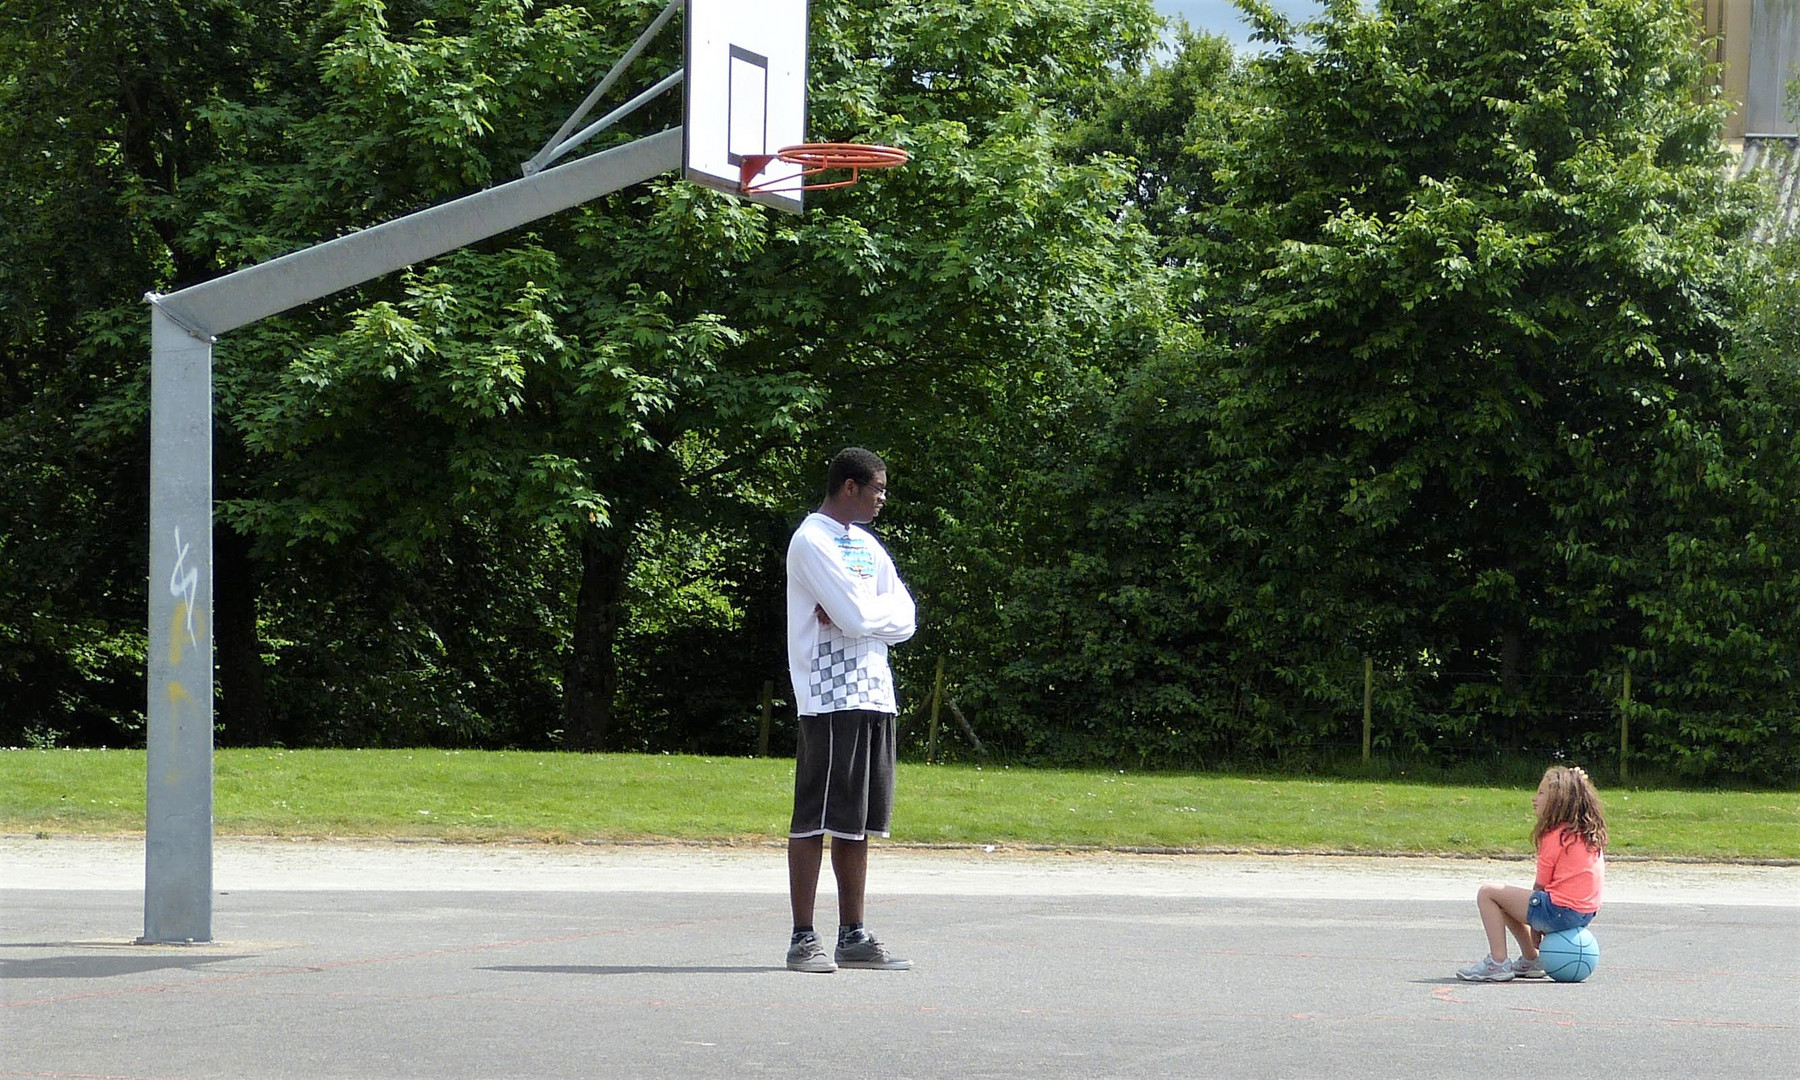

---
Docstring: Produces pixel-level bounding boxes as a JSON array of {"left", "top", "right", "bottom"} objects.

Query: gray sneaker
[
  {"left": 1455, "top": 955, "right": 1516, "bottom": 982},
  {"left": 1510, "top": 955, "right": 1548, "bottom": 979},
  {"left": 786, "top": 931, "right": 836, "bottom": 973},
  {"left": 835, "top": 929, "right": 912, "bottom": 971}
]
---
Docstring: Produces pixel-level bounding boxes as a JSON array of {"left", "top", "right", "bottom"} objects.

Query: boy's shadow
[{"left": 482, "top": 964, "right": 781, "bottom": 976}]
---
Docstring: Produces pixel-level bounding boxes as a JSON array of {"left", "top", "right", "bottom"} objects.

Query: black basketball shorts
[{"left": 789, "top": 709, "right": 897, "bottom": 841}]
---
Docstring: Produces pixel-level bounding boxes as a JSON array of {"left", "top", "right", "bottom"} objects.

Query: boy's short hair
[{"left": 826, "top": 447, "right": 886, "bottom": 496}]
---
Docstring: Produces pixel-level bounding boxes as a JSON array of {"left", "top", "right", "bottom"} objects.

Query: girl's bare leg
[
  {"left": 1475, "top": 884, "right": 1535, "bottom": 961},
  {"left": 1500, "top": 907, "right": 1541, "bottom": 960}
]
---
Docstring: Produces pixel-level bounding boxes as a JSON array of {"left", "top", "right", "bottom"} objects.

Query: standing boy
[{"left": 784, "top": 447, "right": 916, "bottom": 973}]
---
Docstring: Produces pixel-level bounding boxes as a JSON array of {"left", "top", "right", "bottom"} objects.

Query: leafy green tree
[
  {"left": 969, "top": 0, "right": 1800, "bottom": 778},
  {"left": 3, "top": 0, "right": 1169, "bottom": 750},
  {"left": 0, "top": 0, "right": 320, "bottom": 744},
  {"left": 1069, "top": 24, "right": 1238, "bottom": 267},
  {"left": 1213, "top": 0, "right": 1798, "bottom": 764}
]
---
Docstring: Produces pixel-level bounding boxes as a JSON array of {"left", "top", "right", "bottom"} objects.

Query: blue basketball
[{"left": 1539, "top": 927, "right": 1600, "bottom": 982}]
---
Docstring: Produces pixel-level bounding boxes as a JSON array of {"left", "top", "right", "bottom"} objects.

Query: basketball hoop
[{"left": 740, "top": 142, "right": 910, "bottom": 194}]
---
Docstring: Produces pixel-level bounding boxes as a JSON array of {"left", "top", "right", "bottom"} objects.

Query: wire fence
[{"left": 747, "top": 658, "right": 1800, "bottom": 785}]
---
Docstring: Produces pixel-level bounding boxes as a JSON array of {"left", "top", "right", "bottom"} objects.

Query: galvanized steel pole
[
  {"left": 140, "top": 129, "right": 682, "bottom": 943},
  {"left": 142, "top": 306, "right": 217, "bottom": 944}
]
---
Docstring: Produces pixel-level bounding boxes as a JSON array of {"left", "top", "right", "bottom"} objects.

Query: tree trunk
[
  {"left": 214, "top": 525, "right": 274, "bottom": 746},
  {"left": 1499, "top": 627, "right": 1525, "bottom": 750},
  {"left": 562, "top": 523, "right": 635, "bottom": 751},
  {"left": 1500, "top": 628, "right": 1523, "bottom": 698}
]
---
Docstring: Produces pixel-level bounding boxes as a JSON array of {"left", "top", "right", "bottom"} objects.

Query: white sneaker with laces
[
  {"left": 1510, "top": 955, "right": 1548, "bottom": 979},
  {"left": 1455, "top": 955, "right": 1516, "bottom": 982}
]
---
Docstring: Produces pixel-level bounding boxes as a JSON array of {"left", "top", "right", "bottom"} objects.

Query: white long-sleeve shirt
[{"left": 786, "top": 512, "right": 916, "bottom": 716}]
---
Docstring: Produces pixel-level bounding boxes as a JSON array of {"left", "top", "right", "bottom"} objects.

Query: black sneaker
[{"left": 835, "top": 929, "right": 912, "bottom": 970}]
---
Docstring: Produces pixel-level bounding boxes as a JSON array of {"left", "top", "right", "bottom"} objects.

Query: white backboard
[{"left": 684, "top": 0, "right": 809, "bottom": 213}]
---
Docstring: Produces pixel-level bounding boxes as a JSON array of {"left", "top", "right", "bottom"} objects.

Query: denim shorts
[{"left": 1528, "top": 890, "right": 1596, "bottom": 933}]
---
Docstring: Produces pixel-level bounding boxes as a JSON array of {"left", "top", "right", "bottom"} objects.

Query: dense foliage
[
  {"left": 4, "top": 0, "right": 1798, "bottom": 783},
  {"left": 958, "top": 0, "right": 1800, "bottom": 781},
  {"left": 1, "top": 0, "right": 1163, "bottom": 752}
]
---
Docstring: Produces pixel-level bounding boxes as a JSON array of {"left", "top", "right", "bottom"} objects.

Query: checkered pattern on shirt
[{"left": 810, "top": 636, "right": 889, "bottom": 712}]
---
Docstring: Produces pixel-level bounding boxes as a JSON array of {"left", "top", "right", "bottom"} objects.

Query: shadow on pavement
[
  {"left": 481, "top": 964, "right": 782, "bottom": 976},
  {"left": 1, "top": 954, "right": 251, "bottom": 980}
]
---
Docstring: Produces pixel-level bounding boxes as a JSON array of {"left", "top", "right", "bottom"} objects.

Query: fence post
[
  {"left": 1362, "top": 656, "right": 1373, "bottom": 765},
  {"left": 946, "top": 699, "right": 985, "bottom": 756},
  {"left": 1619, "top": 665, "right": 1631, "bottom": 783},
  {"left": 926, "top": 656, "right": 946, "bottom": 764},
  {"left": 758, "top": 680, "right": 773, "bottom": 758}
]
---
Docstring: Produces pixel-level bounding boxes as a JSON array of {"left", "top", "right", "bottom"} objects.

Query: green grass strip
[{"left": 3, "top": 748, "right": 1796, "bottom": 861}]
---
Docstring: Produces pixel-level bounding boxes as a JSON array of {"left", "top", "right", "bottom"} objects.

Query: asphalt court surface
[{"left": 4, "top": 839, "right": 1797, "bottom": 1080}]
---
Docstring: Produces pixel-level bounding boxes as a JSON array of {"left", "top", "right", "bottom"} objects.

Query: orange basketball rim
[{"left": 740, "top": 142, "right": 910, "bottom": 194}]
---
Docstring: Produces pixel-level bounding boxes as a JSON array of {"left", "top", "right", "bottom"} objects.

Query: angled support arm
[
  {"left": 141, "top": 129, "right": 681, "bottom": 944},
  {"left": 523, "top": 0, "right": 684, "bottom": 177},
  {"left": 153, "top": 128, "right": 681, "bottom": 339}
]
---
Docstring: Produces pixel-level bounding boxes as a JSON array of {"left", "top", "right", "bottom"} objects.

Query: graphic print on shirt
[
  {"left": 834, "top": 532, "right": 877, "bottom": 580},
  {"left": 809, "top": 635, "right": 891, "bottom": 712}
]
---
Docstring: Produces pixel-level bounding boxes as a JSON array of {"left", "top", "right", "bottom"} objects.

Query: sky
[{"left": 1152, "top": 0, "right": 1321, "bottom": 52}]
